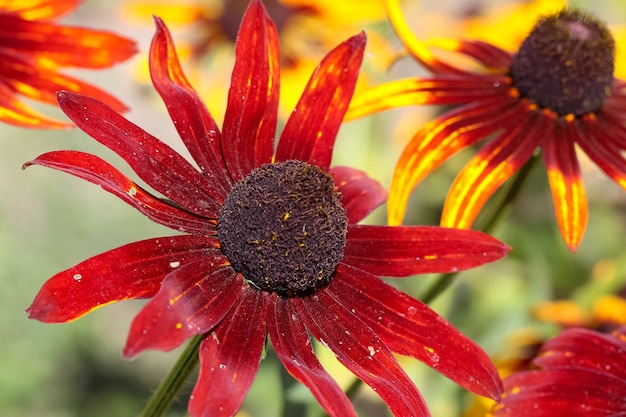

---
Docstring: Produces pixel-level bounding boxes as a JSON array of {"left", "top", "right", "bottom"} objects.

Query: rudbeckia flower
[
  {"left": 492, "top": 326, "right": 626, "bottom": 417},
  {"left": 0, "top": 0, "right": 137, "bottom": 129},
  {"left": 347, "top": 0, "right": 626, "bottom": 251},
  {"left": 123, "top": 0, "right": 390, "bottom": 121},
  {"left": 26, "top": 1, "right": 509, "bottom": 416}
]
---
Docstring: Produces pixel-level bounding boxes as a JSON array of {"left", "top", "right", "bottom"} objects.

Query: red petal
[
  {"left": 495, "top": 369, "right": 626, "bottom": 417},
  {"left": 276, "top": 32, "right": 366, "bottom": 169},
  {"left": 542, "top": 118, "right": 588, "bottom": 252},
  {"left": 56, "top": 91, "right": 224, "bottom": 216},
  {"left": 0, "top": 16, "right": 137, "bottom": 68},
  {"left": 329, "top": 166, "right": 387, "bottom": 224},
  {"left": 149, "top": 17, "right": 231, "bottom": 194},
  {"left": 330, "top": 263, "right": 503, "bottom": 400},
  {"left": 387, "top": 97, "right": 522, "bottom": 225},
  {"left": 343, "top": 224, "right": 509, "bottom": 276},
  {"left": 441, "top": 109, "right": 547, "bottom": 230},
  {"left": 535, "top": 328, "right": 626, "bottom": 380},
  {"left": 576, "top": 115, "right": 626, "bottom": 192},
  {"left": 296, "top": 290, "right": 431, "bottom": 417},
  {"left": 27, "top": 235, "right": 216, "bottom": 323},
  {"left": 24, "top": 151, "right": 216, "bottom": 235},
  {"left": 221, "top": 0, "right": 278, "bottom": 182},
  {"left": 268, "top": 295, "right": 357, "bottom": 417},
  {"left": 189, "top": 289, "right": 270, "bottom": 417},
  {"left": 123, "top": 260, "right": 242, "bottom": 358}
]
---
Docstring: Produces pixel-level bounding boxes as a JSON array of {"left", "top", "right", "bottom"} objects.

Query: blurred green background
[{"left": 3, "top": 0, "right": 626, "bottom": 416}]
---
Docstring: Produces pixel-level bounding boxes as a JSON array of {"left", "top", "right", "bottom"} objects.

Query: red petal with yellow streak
[
  {"left": 440, "top": 110, "right": 547, "bottom": 230},
  {"left": 542, "top": 117, "right": 588, "bottom": 252}
]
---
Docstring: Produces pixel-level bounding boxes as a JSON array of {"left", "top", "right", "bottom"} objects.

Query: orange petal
[{"left": 0, "top": 0, "right": 78, "bottom": 20}]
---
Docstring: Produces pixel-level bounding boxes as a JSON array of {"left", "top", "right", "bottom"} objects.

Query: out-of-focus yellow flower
[{"left": 123, "top": 0, "right": 392, "bottom": 122}]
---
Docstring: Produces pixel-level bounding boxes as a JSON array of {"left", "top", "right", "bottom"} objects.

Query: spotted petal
[
  {"left": 189, "top": 289, "right": 270, "bottom": 417},
  {"left": 330, "top": 263, "right": 503, "bottom": 400},
  {"left": 542, "top": 118, "right": 588, "bottom": 252},
  {"left": 330, "top": 166, "right": 386, "bottom": 224},
  {"left": 343, "top": 225, "right": 509, "bottom": 276},
  {"left": 123, "top": 258, "right": 242, "bottom": 358},
  {"left": 297, "top": 290, "right": 430, "bottom": 417},
  {"left": 221, "top": 0, "right": 279, "bottom": 182},
  {"left": 276, "top": 32, "right": 366, "bottom": 169},
  {"left": 149, "top": 17, "right": 231, "bottom": 195},
  {"left": 56, "top": 91, "right": 223, "bottom": 217},
  {"left": 268, "top": 295, "right": 357, "bottom": 417},
  {"left": 27, "top": 235, "right": 217, "bottom": 323},
  {"left": 24, "top": 151, "right": 216, "bottom": 235}
]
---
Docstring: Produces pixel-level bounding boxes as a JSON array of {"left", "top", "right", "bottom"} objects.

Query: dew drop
[
  {"left": 169, "top": 261, "right": 181, "bottom": 268},
  {"left": 219, "top": 364, "right": 227, "bottom": 369},
  {"left": 407, "top": 306, "right": 417, "bottom": 315},
  {"left": 73, "top": 274, "right": 82, "bottom": 281},
  {"left": 367, "top": 346, "right": 376, "bottom": 356}
]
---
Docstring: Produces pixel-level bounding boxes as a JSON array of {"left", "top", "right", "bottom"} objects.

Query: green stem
[
  {"left": 138, "top": 334, "right": 203, "bottom": 417},
  {"left": 419, "top": 152, "right": 541, "bottom": 304}
]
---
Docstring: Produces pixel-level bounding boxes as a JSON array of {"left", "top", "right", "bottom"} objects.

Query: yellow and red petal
[
  {"left": 221, "top": 0, "right": 279, "bottom": 181},
  {"left": 123, "top": 259, "right": 241, "bottom": 358},
  {"left": 189, "top": 289, "right": 271, "bottom": 417},
  {"left": 343, "top": 225, "right": 509, "bottom": 277},
  {"left": 329, "top": 166, "right": 386, "bottom": 224},
  {"left": 0, "top": 17, "right": 136, "bottom": 68},
  {"left": 0, "top": 83, "right": 71, "bottom": 128},
  {"left": 27, "top": 235, "right": 217, "bottom": 323},
  {"left": 276, "top": 32, "right": 365, "bottom": 169},
  {"left": 0, "top": 0, "right": 78, "bottom": 20},
  {"left": 388, "top": 97, "right": 522, "bottom": 225},
  {"left": 269, "top": 295, "right": 357, "bottom": 417},
  {"left": 149, "top": 17, "right": 232, "bottom": 194},
  {"left": 24, "top": 150, "right": 216, "bottom": 235},
  {"left": 346, "top": 75, "right": 511, "bottom": 121},
  {"left": 297, "top": 289, "right": 430, "bottom": 417},
  {"left": 56, "top": 91, "right": 224, "bottom": 216},
  {"left": 441, "top": 109, "right": 547, "bottom": 230},
  {"left": 542, "top": 117, "right": 588, "bottom": 251},
  {"left": 331, "top": 263, "right": 504, "bottom": 401}
]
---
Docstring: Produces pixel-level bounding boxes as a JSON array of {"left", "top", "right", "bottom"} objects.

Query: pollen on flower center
[
  {"left": 509, "top": 8, "right": 615, "bottom": 116},
  {"left": 217, "top": 160, "right": 348, "bottom": 296}
]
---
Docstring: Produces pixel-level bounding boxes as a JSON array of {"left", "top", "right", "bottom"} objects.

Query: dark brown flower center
[
  {"left": 509, "top": 8, "right": 615, "bottom": 116},
  {"left": 217, "top": 160, "right": 347, "bottom": 296}
]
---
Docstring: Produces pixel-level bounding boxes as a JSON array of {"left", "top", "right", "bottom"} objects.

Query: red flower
[
  {"left": 0, "top": 0, "right": 136, "bottom": 128},
  {"left": 492, "top": 326, "right": 626, "bottom": 417},
  {"left": 348, "top": 1, "right": 626, "bottom": 252},
  {"left": 26, "top": 1, "right": 509, "bottom": 416}
]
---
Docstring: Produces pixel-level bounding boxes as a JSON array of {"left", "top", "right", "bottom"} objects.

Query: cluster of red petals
[
  {"left": 347, "top": 0, "right": 626, "bottom": 252},
  {"left": 493, "top": 326, "right": 626, "bottom": 417},
  {"left": 26, "top": 1, "right": 509, "bottom": 416},
  {"left": 0, "top": 0, "right": 136, "bottom": 128}
]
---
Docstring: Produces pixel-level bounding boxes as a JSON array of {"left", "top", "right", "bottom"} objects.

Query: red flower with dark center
[
  {"left": 0, "top": 0, "right": 136, "bottom": 128},
  {"left": 347, "top": 1, "right": 626, "bottom": 252},
  {"left": 492, "top": 326, "right": 626, "bottom": 417},
  {"left": 26, "top": 1, "right": 509, "bottom": 416}
]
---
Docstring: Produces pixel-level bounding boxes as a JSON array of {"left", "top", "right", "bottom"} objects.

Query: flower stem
[
  {"left": 138, "top": 334, "right": 203, "bottom": 417},
  {"left": 419, "top": 151, "right": 541, "bottom": 304}
]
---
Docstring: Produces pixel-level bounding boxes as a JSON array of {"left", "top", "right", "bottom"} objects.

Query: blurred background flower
[{"left": 121, "top": 0, "right": 394, "bottom": 122}]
